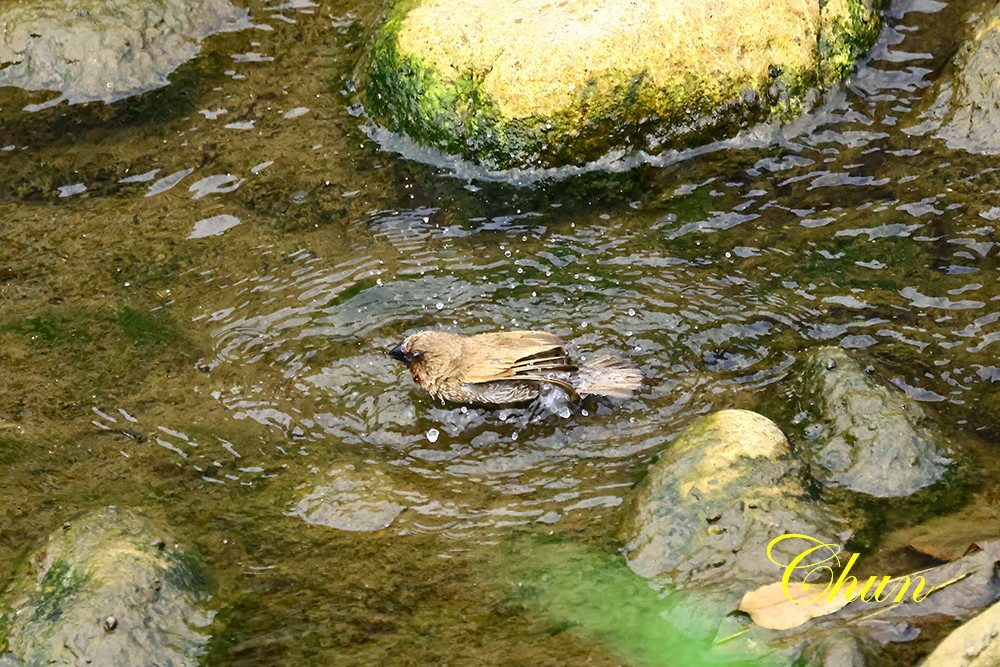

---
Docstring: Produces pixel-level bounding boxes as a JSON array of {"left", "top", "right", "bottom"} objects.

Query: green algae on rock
[
  {"left": 366, "top": 0, "right": 883, "bottom": 169},
  {"left": 0, "top": 507, "right": 214, "bottom": 666},
  {"left": 0, "top": 0, "right": 250, "bottom": 105}
]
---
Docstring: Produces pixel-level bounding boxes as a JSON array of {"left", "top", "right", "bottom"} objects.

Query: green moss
[
  {"left": 368, "top": 21, "right": 534, "bottom": 168},
  {"left": 5, "top": 311, "right": 93, "bottom": 348},
  {"left": 820, "top": 0, "right": 885, "bottom": 82},
  {"left": 116, "top": 306, "right": 182, "bottom": 348},
  {"left": 0, "top": 302, "right": 199, "bottom": 411},
  {"left": 28, "top": 559, "right": 87, "bottom": 631},
  {"left": 160, "top": 548, "right": 211, "bottom": 595},
  {"left": 2, "top": 304, "right": 186, "bottom": 352}
]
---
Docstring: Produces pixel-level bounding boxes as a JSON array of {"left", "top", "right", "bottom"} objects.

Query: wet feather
[{"left": 389, "top": 329, "right": 641, "bottom": 406}]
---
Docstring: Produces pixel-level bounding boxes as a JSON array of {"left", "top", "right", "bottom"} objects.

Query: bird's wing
[{"left": 453, "top": 331, "right": 577, "bottom": 384}]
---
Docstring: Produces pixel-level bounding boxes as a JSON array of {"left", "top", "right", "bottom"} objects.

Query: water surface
[{"left": 0, "top": 0, "right": 998, "bottom": 663}]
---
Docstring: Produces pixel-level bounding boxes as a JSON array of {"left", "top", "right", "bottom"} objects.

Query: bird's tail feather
[{"left": 575, "top": 355, "right": 642, "bottom": 398}]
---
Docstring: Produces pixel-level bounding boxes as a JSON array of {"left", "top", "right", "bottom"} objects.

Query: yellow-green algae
[{"left": 367, "top": 0, "right": 883, "bottom": 169}]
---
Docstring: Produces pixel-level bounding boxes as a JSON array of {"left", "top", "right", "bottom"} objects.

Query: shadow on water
[{"left": 0, "top": 0, "right": 998, "bottom": 663}]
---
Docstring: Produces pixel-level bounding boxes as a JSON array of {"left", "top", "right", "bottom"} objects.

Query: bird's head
[{"left": 389, "top": 330, "right": 463, "bottom": 387}]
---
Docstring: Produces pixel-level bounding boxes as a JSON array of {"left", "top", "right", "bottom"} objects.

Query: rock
[
  {"left": 922, "top": 595, "right": 1000, "bottom": 666},
  {"left": 797, "top": 347, "right": 955, "bottom": 499},
  {"left": 618, "top": 409, "right": 861, "bottom": 601},
  {"left": 0, "top": 0, "right": 251, "bottom": 105},
  {"left": 0, "top": 507, "right": 214, "bottom": 666},
  {"left": 930, "top": 3, "right": 1000, "bottom": 155},
  {"left": 289, "top": 464, "right": 407, "bottom": 531},
  {"left": 366, "top": 0, "right": 882, "bottom": 169}
]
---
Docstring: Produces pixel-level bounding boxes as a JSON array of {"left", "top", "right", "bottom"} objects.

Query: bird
[{"left": 388, "top": 330, "right": 642, "bottom": 407}]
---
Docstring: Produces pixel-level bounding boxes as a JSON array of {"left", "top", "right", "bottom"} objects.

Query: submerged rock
[
  {"left": 0, "top": 0, "right": 250, "bottom": 105},
  {"left": 366, "top": 0, "right": 883, "bottom": 169},
  {"left": 0, "top": 507, "right": 213, "bottom": 666},
  {"left": 619, "top": 409, "right": 860, "bottom": 601},
  {"left": 797, "top": 347, "right": 955, "bottom": 499},
  {"left": 290, "top": 464, "right": 407, "bottom": 532},
  {"left": 929, "top": 3, "right": 1000, "bottom": 155}
]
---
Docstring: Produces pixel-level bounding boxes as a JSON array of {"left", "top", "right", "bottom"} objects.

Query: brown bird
[{"left": 389, "top": 330, "right": 642, "bottom": 406}]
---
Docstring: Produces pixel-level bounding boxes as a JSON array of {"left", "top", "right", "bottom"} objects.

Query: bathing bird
[{"left": 389, "top": 330, "right": 642, "bottom": 406}]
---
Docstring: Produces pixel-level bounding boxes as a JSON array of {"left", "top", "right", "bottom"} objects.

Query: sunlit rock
[
  {"left": 927, "top": 3, "right": 1000, "bottom": 155},
  {"left": 290, "top": 464, "right": 407, "bottom": 532},
  {"left": 619, "top": 409, "right": 861, "bottom": 599},
  {"left": 922, "top": 593, "right": 1000, "bottom": 666},
  {"left": 0, "top": 0, "right": 250, "bottom": 105},
  {"left": 797, "top": 346, "right": 957, "bottom": 499},
  {"left": 366, "top": 0, "right": 883, "bottom": 169},
  {"left": 0, "top": 507, "right": 214, "bottom": 666}
]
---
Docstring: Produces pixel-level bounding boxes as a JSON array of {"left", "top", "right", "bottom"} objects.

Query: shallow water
[{"left": 1, "top": 0, "right": 998, "bottom": 663}]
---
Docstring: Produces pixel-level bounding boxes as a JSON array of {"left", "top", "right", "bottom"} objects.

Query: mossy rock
[
  {"left": 618, "top": 410, "right": 866, "bottom": 603},
  {"left": 0, "top": 507, "right": 214, "bottom": 665},
  {"left": 365, "top": 0, "right": 883, "bottom": 169}
]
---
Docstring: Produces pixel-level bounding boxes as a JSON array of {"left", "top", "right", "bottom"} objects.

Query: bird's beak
[{"left": 389, "top": 343, "right": 407, "bottom": 363}]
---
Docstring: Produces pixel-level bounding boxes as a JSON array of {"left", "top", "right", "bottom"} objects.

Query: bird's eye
[{"left": 410, "top": 352, "right": 424, "bottom": 361}]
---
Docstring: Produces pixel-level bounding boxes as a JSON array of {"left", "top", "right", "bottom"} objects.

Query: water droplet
[
  {"left": 435, "top": 302, "right": 444, "bottom": 310},
  {"left": 581, "top": 410, "right": 590, "bottom": 417},
  {"left": 426, "top": 428, "right": 440, "bottom": 443},
  {"left": 628, "top": 308, "right": 636, "bottom": 316}
]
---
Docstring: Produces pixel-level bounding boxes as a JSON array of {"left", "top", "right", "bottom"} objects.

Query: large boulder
[
  {"left": 0, "top": 0, "right": 250, "bottom": 105},
  {"left": 618, "top": 409, "right": 863, "bottom": 603},
  {"left": 796, "top": 347, "right": 959, "bottom": 499},
  {"left": 366, "top": 0, "right": 883, "bottom": 169},
  {"left": 0, "top": 507, "right": 214, "bottom": 666}
]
